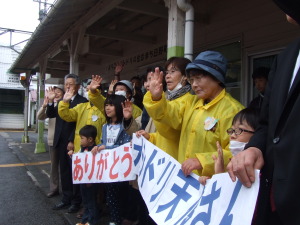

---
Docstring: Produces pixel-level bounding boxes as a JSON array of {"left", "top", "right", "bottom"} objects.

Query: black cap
[{"left": 273, "top": 0, "right": 300, "bottom": 25}]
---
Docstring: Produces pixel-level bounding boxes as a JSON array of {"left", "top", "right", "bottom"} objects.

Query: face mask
[
  {"left": 229, "top": 140, "right": 247, "bottom": 156},
  {"left": 83, "top": 91, "right": 89, "bottom": 100},
  {"left": 115, "top": 90, "right": 127, "bottom": 98},
  {"left": 168, "top": 77, "right": 184, "bottom": 93}
]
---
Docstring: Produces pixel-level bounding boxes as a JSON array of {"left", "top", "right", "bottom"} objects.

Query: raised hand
[
  {"left": 108, "top": 79, "right": 118, "bottom": 94},
  {"left": 89, "top": 75, "right": 103, "bottom": 93},
  {"left": 63, "top": 88, "right": 75, "bottom": 103},
  {"left": 149, "top": 67, "right": 164, "bottom": 101},
  {"left": 132, "top": 82, "right": 136, "bottom": 96},
  {"left": 114, "top": 62, "right": 124, "bottom": 75},
  {"left": 42, "top": 96, "right": 49, "bottom": 108},
  {"left": 122, "top": 100, "right": 133, "bottom": 120},
  {"left": 213, "top": 141, "right": 225, "bottom": 174},
  {"left": 47, "top": 87, "right": 56, "bottom": 102}
]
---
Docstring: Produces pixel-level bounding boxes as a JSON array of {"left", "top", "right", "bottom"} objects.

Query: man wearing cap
[
  {"left": 88, "top": 76, "right": 142, "bottom": 119},
  {"left": 227, "top": 1, "right": 300, "bottom": 224},
  {"left": 37, "top": 86, "right": 64, "bottom": 198},
  {"left": 143, "top": 51, "right": 244, "bottom": 177}
]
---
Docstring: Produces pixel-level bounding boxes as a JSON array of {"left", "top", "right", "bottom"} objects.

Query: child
[
  {"left": 91, "top": 94, "right": 131, "bottom": 225},
  {"left": 70, "top": 125, "right": 101, "bottom": 225},
  {"left": 200, "top": 108, "right": 259, "bottom": 185}
]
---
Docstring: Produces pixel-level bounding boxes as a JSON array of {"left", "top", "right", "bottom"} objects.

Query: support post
[
  {"left": 165, "top": 0, "right": 185, "bottom": 58},
  {"left": 21, "top": 72, "right": 30, "bottom": 143},
  {"left": 35, "top": 59, "right": 47, "bottom": 153}
]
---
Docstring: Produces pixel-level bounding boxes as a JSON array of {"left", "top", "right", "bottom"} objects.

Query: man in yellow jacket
[
  {"left": 58, "top": 87, "right": 106, "bottom": 153},
  {"left": 143, "top": 51, "right": 244, "bottom": 177}
]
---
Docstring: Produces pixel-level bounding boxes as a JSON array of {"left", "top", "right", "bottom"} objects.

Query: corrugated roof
[{"left": 10, "top": 0, "right": 99, "bottom": 74}]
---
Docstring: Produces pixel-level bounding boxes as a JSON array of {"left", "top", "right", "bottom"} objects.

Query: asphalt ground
[{"left": 0, "top": 130, "right": 109, "bottom": 225}]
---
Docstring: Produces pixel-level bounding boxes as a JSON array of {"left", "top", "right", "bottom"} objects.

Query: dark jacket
[
  {"left": 98, "top": 123, "right": 131, "bottom": 149},
  {"left": 247, "top": 37, "right": 300, "bottom": 224},
  {"left": 248, "top": 94, "right": 264, "bottom": 112},
  {"left": 46, "top": 94, "right": 88, "bottom": 148}
]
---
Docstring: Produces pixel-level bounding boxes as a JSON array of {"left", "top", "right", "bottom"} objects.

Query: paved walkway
[{"left": 0, "top": 130, "right": 109, "bottom": 225}]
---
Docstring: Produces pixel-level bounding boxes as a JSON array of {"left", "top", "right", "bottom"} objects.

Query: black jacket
[
  {"left": 247, "top": 37, "right": 300, "bottom": 224},
  {"left": 46, "top": 94, "right": 88, "bottom": 148}
]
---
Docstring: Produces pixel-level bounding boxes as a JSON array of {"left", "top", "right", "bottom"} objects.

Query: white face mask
[
  {"left": 115, "top": 90, "right": 127, "bottom": 98},
  {"left": 168, "top": 77, "right": 184, "bottom": 93},
  {"left": 83, "top": 91, "right": 89, "bottom": 100},
  {"left": 229, "top": 140, "right": 247, "bottom": 156}
]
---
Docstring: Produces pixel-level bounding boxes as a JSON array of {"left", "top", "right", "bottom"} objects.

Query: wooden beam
[
  {"left": 78, "top": 56, "right": 101, "bottom": 65},
  {"left": 88, "top": 47, "right": 123, "bottom": 57},
  {"left": 116, "top": 0, "right": 168, "bottom": 19},
  {"left": 86, "top": 27, "right": 156, "bottom": 44}
]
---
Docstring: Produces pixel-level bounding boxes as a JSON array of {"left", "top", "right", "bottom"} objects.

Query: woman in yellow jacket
[
  {"left": 137, "top": 57, "right": 192, "bottom": 160},
  {"left": 143, "top": 51, "right": 244, "bottom": 177}
]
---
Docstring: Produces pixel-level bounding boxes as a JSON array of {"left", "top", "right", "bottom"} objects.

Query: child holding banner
[
  {"left": 200, "top": 108, "right": 259, "bottom": 185},
  {"left": 69, "top": 125, "right": 101, "bottom": 225},
  {"left": 91, "top": 94, "right": 131, "bottom": 225}
]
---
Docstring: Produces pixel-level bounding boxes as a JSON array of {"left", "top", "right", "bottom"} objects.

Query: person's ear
[{"left": 88, "top": 137, "right": 94, "bottom": 143}]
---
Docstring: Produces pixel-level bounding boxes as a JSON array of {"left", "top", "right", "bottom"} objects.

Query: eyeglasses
[
  {"left": 226, "top": 128, "right": 254, "bottom": 135},
  {"left": 65, "top": 82, "right": 76, "bottom": 87},
  {"left": 187, "top": 74, "right": 205, "bottom": 84},
  {"left": 165, "top": 68, "right": 179, "bottom": 75}
]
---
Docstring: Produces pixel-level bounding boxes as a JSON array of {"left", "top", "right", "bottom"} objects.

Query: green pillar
[
  {"left": 166, "top": 0, "right": 185, "bottom": 58},
  {"left": 167, "top": 46, "right": 184, "bottom": 58},
  {"left": 35, "top": 121, "right": 46, "bottom": 153},
  {"left": 22, "top": 85, "right": 30, "bottom": 143},
  {"left": 35, "top": 72, "right": 46, "bottom": 153}
]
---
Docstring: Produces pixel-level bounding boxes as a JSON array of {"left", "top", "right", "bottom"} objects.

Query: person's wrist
[
  {"left": 151, "top": 95, "right": 162, "bottom": 101},
  {"left": 124, "top": 116, "right": 132, "bottom": 121},
  {"left": 90, "top": 89, "right": 97, "bottom": 94}
]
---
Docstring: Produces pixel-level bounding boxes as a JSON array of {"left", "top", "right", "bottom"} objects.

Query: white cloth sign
[{"left": 72, "top": 134, "right": 260, "bottom": 225}]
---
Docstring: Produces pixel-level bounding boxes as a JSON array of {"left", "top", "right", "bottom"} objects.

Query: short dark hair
[
  {"left": 252, "top": 67, "right": 270, "bottom": 80},
  {"left": 64, "top": 73, "right": 80, "bottom": 84},
  {"left": 130, "top": 76, "right": 141, "bottom": 82},
  {"left": 187, "top": 69, "right": 225, "bottom": 88},
  {"left": 232, "top": 108, "right": 260, "bottom": 131},
  {"left": 165, "top": 57, "right": 191, "bottom": 76},
  {"left": 104, "top": 94, "right": 126, "bottom": 124},
  {"left": 79, "top": 125, "right": 97, "bottom": 141}
]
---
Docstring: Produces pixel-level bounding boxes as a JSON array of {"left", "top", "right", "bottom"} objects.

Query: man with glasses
[{"left": 47, "top": 74, "right": 88, "bottom": 213}]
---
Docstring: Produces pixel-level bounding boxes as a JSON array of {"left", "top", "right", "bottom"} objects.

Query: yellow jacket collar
[{"left": 196, "top": 89, "right": 226, "bottom": 110}]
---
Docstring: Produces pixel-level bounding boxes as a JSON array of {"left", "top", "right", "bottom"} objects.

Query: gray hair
[{"left": 64, "top": 73, "right": 80, "bottom": 84}]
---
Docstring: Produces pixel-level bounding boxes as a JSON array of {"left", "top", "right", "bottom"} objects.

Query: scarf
[{"left": 166, "top": 84, "right": 191, "bottom": 101}]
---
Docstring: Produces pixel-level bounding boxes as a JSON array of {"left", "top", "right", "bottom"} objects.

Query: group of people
[{"left": 36, "top": 0, "right": 300, "bottom": 224}]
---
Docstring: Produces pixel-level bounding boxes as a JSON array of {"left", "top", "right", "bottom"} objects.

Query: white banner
[{"left": 72, "top": 134, "right": 260, "bottom": 225}]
